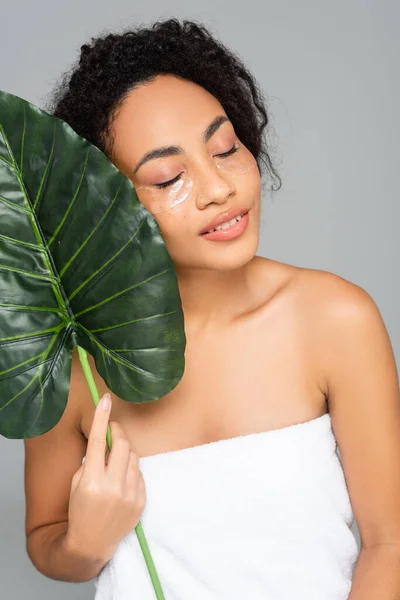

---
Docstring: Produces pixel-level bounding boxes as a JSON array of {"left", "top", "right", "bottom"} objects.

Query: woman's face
[{"left": 110, "top": 74, "right": 261, "bottom": 272}]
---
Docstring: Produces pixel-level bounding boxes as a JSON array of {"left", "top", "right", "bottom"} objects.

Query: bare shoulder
[
  {"left": 256, "top": 257, "right": 394, "bottom": 386},
  {"left": 279, "top": 269, "right": 400, "bottom": 551},
  {"left": 290, "top": 263, "right": 376, "bottom": 310},
  {"left": 285, "top": 263, "right": 390, "bottom": 364},
  {"left": 256, "top": 255, "right": 377, "bottom": 317},
  {"left": 290, "top": 264, "right": 399, "bottom": 411},
  {"left": 253, "top": 255, "right": 373, "bottom": 310},
  {"left": 290, "top": 264, "right": 388, "bottom": 339}
]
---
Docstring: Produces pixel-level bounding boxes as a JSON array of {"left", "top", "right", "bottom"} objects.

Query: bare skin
[
  {"left": 79, "top": 257, "right": 328, "bottom": 458},
  {"left": 92, "top": 74, "right": 327, "bottom": 455},
  {"left": 24, "top": 75, "right": 400, "bottom": 594}
]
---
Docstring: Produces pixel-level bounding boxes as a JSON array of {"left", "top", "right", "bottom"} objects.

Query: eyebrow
[{"left": 132, "top": 115, "right": 231, "bottom": 175}]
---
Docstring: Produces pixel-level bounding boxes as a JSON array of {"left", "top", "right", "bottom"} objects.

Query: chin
[
  {"left": 173, "top": 229, "right": 260, "bottom": 272},
  {"left": 208, "top": 235, "right": 260, "bottom": 272}
]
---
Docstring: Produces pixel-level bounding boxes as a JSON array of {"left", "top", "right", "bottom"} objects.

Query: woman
[{"left": 24, "top": 17, "right": 400, "bottom": 599}]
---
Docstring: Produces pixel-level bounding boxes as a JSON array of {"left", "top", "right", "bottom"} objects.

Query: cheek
[
  {"left": 150, "top": 209, "right": 188, "bottom": 243},
  {"left": 243, "top": 167, "right": 261, "bottom": 196}
]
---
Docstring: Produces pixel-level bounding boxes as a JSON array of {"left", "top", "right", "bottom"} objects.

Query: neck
[{"left": 174, "top": 258, "right": 256, "bottom": 332}]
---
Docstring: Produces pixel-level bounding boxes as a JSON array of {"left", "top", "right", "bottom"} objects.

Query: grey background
[{"left": 1, "top": 0, "right": 399, "bottom": 597}]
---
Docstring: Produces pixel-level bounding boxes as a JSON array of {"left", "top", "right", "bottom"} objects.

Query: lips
[{"left": 199, "top": 207, "right": 249, "bottom": 235}]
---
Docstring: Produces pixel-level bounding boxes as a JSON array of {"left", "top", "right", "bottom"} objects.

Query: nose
[{"left": 194, "top": 160, "right": 237, "bottom": 210}]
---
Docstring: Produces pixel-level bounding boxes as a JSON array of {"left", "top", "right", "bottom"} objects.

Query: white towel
[{"left": 93, "top": 412, "right": 359, "bottom": 599}]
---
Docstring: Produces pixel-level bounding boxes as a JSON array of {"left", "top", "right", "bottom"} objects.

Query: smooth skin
[
  {"left": 24, "top": 75, "right": 400, "bottom": 595},
  {"left": 66, "top": 395, "right": 146, "bottom": 564}
]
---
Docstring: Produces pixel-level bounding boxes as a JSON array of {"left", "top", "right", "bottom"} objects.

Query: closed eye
[
  {"left": 217, "top": 144, "right": 239, "bottom": 159},
  {"left": 154, "top": 144, "right": 240, "bottom": 189},
  {"left": 155, "top": 173, "right": 183, "bottom": 189}
]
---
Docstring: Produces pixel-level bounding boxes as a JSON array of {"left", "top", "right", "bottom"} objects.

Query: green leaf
[{"left": 0, "top": 89, "right": 186, "bottom": 440}]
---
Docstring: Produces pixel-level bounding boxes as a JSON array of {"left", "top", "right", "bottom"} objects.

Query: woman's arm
[
  {"left": 24, "top": 348, "right": 109, "bottom": 582},
  {"left": 314, "top": 272, "right": 400, "bottom": 599}
]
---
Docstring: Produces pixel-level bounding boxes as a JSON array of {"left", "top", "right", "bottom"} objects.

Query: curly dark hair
[{"left": 45, "top": 17, "right": 282, "bottom": 194}]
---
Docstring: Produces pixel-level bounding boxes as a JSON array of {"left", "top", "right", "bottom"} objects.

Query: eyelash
[{"left": 155, "top": 144, "right": 240, "bottom": 189}]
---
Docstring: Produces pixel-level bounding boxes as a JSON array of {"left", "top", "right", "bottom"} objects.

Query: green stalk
[{"left": 77, "top": 345, "right": 166, "bottom": 599}]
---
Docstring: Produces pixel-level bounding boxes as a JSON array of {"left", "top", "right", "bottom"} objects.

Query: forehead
[{"left": 112, "top": 75, "right": 229, "bottom": 151}]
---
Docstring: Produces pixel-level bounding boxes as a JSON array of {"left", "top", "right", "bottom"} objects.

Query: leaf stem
[{"left": 77, "top": 344, "right": 166, "bottom": 599}]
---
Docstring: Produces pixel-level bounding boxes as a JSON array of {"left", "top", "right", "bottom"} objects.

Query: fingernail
[{"left": 101, "top": 393, "right": 111, "bottom": 410}]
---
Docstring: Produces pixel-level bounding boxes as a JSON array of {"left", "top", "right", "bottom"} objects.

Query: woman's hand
[{"left": 65, "top": 393, "right": 146, "bottom": 563}]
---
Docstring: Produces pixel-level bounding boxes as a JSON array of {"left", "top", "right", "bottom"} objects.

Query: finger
[
  {"left": 106, "top": 422, "right": 132, "bottom": 483},
  {"left": 126, "top": 450, "right": 141, "bottom": 485},
  {"left": 84, "top": 393, "right": 112, "bottom": 477},
  {"left": 137, "top": 466, "right": 145, "bottom": 488}
]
